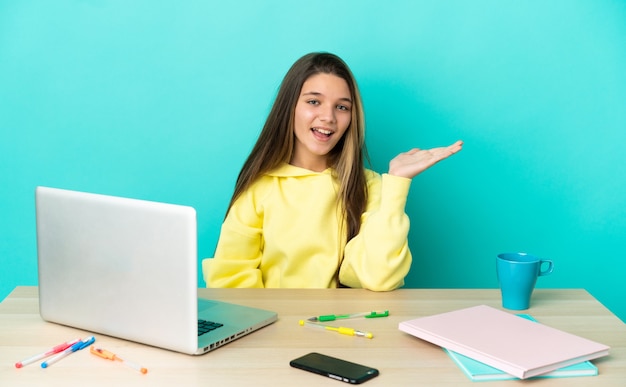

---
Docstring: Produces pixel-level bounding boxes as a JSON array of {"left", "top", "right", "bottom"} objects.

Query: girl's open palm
[{"left": 388, "top": 140, "right": 463, "bottom": 179}]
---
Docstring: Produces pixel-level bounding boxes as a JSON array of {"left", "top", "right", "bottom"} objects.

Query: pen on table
[
  {"left": 41, "top": 336, "right": 95, "bottom": 368},
  {"left": 90, "top": 346, "right": 148, "bottom": 374},
  {"left": 299, "top": 320, "right": 374, "bottom": 339},
  {"left": 307, "top": 310, "right": 389, "bottom": 322},
  {"left": 15, "top": 338, "right": 80, "bottom": 368}
]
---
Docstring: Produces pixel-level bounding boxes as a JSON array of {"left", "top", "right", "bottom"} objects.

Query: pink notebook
[{"left": 398, "top": 305, "right": 609, "bottom": 379}]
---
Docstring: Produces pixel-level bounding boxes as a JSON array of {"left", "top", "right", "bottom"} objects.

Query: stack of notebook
[
  {"left": 444, "top": 348, "right": 598, "bottom": 381},
  {"left": 398, "top": 305, "right": 609, "bottom": 380}
]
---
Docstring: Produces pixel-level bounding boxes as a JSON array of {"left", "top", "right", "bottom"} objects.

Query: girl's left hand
[{"left": 388, "top": 140, "right": 463, "bottom": 179}]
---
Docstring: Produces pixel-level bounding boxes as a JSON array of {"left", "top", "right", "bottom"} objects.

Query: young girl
[{"left": 203, "top": 52, "right": 462, "bottom": 291}]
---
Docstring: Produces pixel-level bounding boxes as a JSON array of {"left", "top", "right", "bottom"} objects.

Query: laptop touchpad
[{"left": 198, "top": 299, "right": 218, "bottom": 313}]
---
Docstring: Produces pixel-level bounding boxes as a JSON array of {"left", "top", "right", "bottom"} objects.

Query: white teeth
[{"left": 313, "top": 128, "right": 332, "bottom": 135}]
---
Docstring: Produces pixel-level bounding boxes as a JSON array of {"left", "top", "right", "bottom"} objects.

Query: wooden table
[{"left": 1, "top": 287, "right": 624, "bottom": 386}]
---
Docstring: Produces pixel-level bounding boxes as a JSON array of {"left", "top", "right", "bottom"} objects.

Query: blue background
[{"left": 1, "top": 1, "right": 625, "bottom": 322}]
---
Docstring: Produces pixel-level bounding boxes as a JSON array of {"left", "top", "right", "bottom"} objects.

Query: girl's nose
[{"left": 319, "top": 105, "right": 336, "bottom": 123}]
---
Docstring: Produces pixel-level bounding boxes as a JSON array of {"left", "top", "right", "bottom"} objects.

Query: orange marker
[{"left": 90, "top": 346, "right": 148, "bottom": 374}]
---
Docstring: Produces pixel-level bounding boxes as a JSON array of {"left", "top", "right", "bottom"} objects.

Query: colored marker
[
  {"left": 308, "top": 310, "right": 389, "bottom": 322},
  {"left": 299, "top": 320, "right": 374, "bottom": 339},
  {"left": 15, "top": 338, "right": 80, "bottom": 368},
  {"left": 41, "top": 336, "right": 95, "bottom": 368},
  {"left": 90, "top": 346, "right": 148, "bottom": 374}
]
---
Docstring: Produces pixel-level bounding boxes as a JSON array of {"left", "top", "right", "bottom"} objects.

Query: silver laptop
[{"left": 35, "top": 186, "right": 277, "bottom": 355}]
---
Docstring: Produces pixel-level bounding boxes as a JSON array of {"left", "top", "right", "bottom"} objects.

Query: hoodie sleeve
[
  {"left": 202, "top": 187, "right": 265, "bottom": 288},
  {"left": 338, "top": 172, "right": 412, "bottom": 291}
]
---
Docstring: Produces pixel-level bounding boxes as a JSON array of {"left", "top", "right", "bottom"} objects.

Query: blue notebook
[{"left": 444, "top": 314, "right": 598, "bottom": 381}]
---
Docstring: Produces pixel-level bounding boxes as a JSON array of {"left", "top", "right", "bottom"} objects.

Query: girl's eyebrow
[{"left": 302, "top": 91, "right": 353, "bottom": 104}]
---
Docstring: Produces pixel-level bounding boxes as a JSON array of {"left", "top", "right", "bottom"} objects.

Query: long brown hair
[{"left": 227, "top": 52, "right": 369, "bottom": 241}]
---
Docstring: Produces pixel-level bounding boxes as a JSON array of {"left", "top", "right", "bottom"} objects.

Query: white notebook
[{"left": 398, "top": 305, "right": 609, "bottom": 379}]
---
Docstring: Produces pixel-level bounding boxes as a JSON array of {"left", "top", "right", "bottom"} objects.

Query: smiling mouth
[{"left": 312, "top": 127, "right": 333, "bottom": 137}]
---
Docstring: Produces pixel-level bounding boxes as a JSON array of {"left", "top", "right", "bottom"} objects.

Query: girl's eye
[
  {"left": 337, "top": 104, "right": 351, "bottom": 111},
  {"left": 307, "top": 100, "right": 320, "bottom": 105}
]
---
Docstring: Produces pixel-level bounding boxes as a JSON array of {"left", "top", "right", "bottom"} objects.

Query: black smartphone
[{"left": 289, "top": 352, "right": 379, "bottom": 384}]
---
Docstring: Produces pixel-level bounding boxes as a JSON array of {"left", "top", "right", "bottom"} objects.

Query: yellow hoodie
[{"left": 202, "top": 163, "right": 412, "bottom": 291}]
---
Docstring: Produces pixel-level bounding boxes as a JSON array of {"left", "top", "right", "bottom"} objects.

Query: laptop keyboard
[{"left": 198, "top": 319, "right": 224, "bottom": 336}]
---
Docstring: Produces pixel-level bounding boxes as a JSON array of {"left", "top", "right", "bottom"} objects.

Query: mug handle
[{"left": 539, "top": 260, "right": 554, "bottom": 276}]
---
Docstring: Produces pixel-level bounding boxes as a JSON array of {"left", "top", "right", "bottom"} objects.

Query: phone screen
[{"left": 289, "top": 352, "right": 379, "bottom": 384}]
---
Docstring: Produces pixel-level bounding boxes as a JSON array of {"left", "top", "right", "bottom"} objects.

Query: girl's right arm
[{"left": 202, "top": 191, "right": 265, "bottom": 288}]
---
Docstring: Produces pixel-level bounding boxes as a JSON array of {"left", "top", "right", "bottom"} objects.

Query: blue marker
[{"left": 41, "top": 336, "right": 95, "bottom": 368}]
